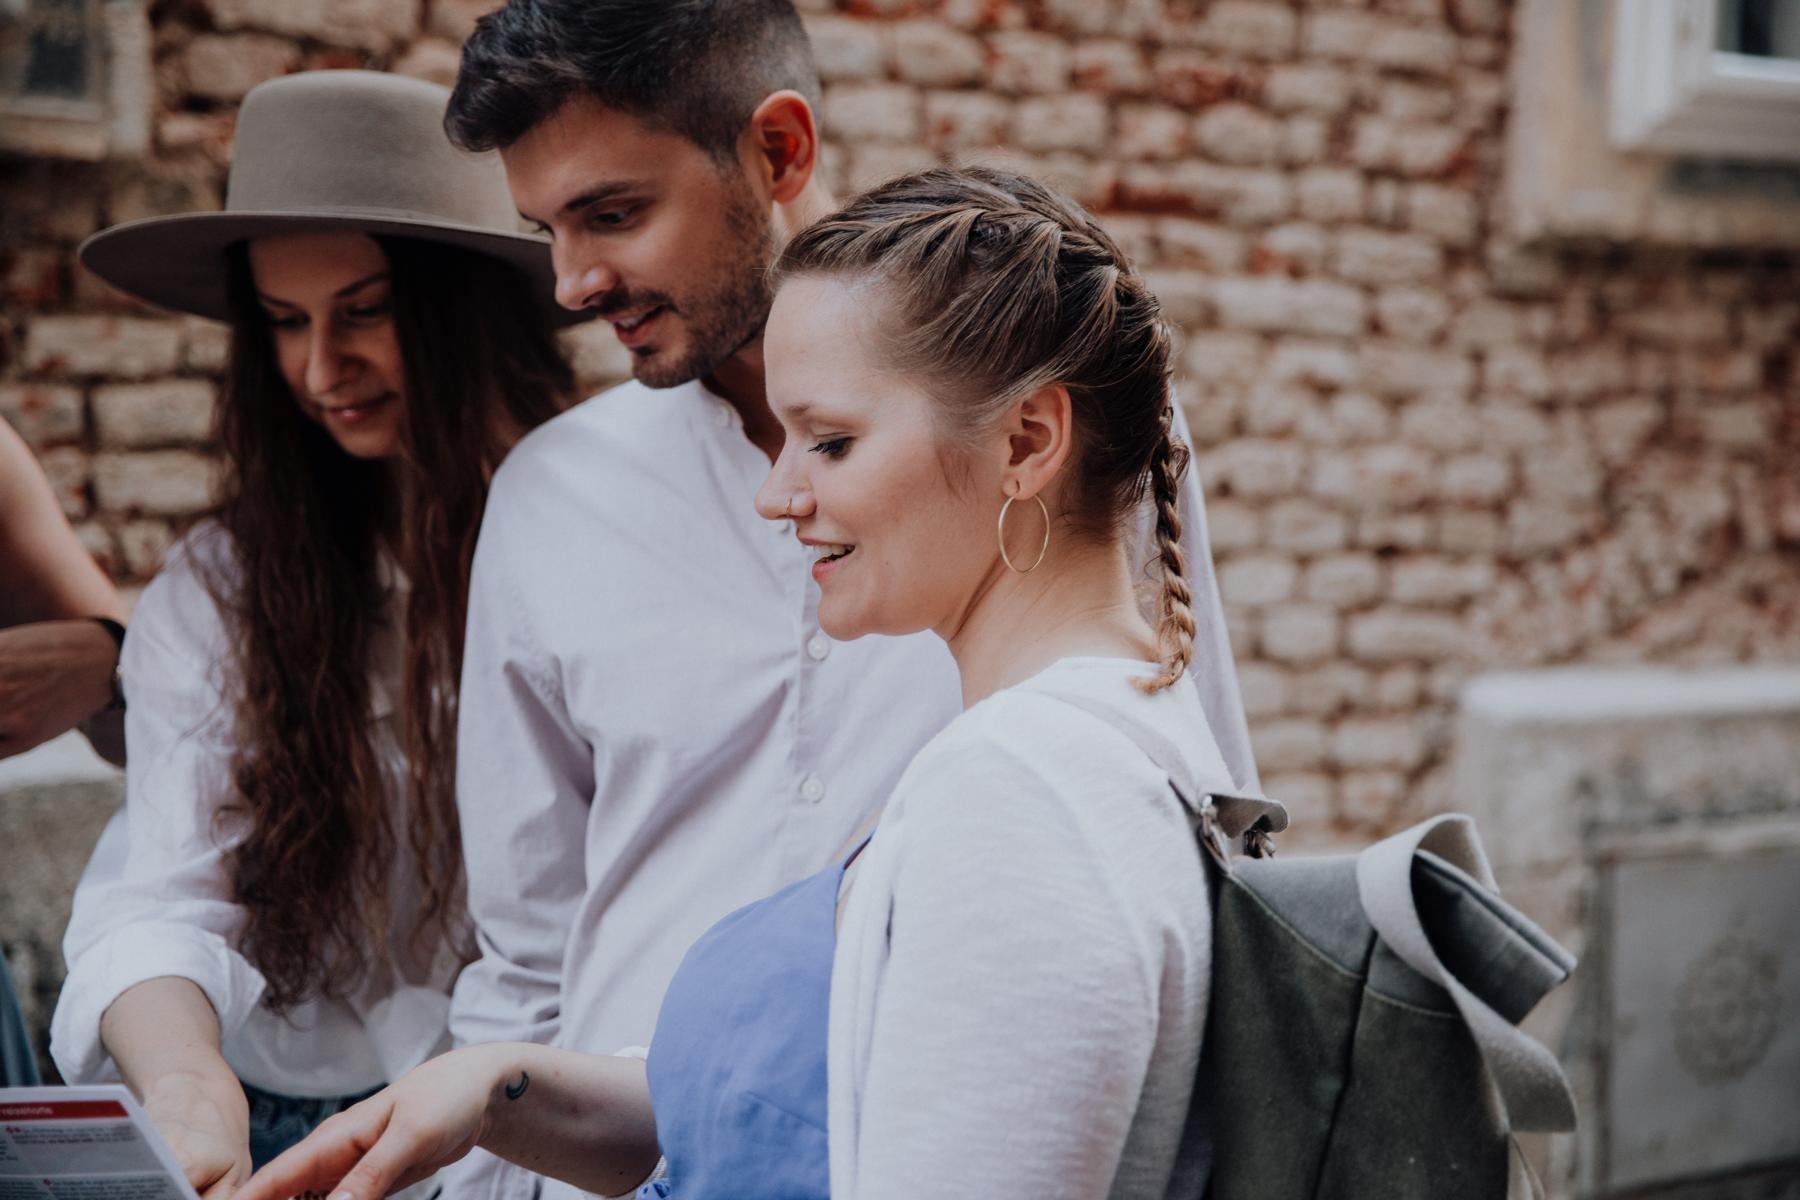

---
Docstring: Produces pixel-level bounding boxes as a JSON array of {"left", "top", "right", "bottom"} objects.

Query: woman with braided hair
[{"left": 238, "top": 166, "right": 1239, "bottom": 1200}]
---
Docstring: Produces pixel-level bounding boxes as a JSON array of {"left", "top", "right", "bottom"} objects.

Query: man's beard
[{"left": 631, "top": 182, "right": 774, "bottom": 389}]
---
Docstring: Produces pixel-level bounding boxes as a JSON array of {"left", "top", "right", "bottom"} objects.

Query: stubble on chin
[{"left": 630, "top": 185, "right": 775, "bottom": 389}]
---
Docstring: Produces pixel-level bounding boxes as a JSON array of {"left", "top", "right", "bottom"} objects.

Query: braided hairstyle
[{"left": 774, "top": 167, "right": 1195, "bottom": 692}]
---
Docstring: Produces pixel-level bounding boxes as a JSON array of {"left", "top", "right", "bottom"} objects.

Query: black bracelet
[{"left": 87, "top": 616, "right": 127, "bottom": 712}]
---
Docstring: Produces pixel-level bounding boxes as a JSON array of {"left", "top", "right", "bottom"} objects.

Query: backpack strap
[
  {"left": 1045, "top": 691, "right": 1288, "bottom": 863},
  {"left": 1356, "top": 814, "right": 1579, "bottom": 1134}
]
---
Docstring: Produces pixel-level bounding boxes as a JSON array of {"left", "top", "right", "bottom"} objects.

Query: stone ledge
[
  {"left": 1450, "top": 667, "right": 1800, "bottom": 1195},
  {"left": 0, "top": 730, "right": 121, "bottom": 792},
  {"left": 1462, "top": 666, "right": 1800, "bottom": 723}
]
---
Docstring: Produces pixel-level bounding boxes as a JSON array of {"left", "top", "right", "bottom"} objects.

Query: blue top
[{"left": 639, "top": 844, "right": 859, "bottom": 1199}]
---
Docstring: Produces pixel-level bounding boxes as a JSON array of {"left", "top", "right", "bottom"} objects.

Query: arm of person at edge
[
  {"left": 102, "top": 978, "right": 251, "bottom": 1200},
  {"left": 438, "top": 479, "right": 599, "bottom": 1200},
  {"left": 0, "top": 420, "right": 129, "bottom": 765},
  {"left": 236, "top": 1045, "right": 659, "bottom": 1200}
]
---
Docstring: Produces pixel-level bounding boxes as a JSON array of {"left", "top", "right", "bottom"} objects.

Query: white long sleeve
[
  {"left": 831, "top": 659, "right": 1222, "bottom": 1200},
  {"left": 439, "top": 516, "right": 596, "bottom": 1200},
  {"left": 858, "top": 754, "right": 1161, "bottom": 1196},
  {"left": 52, "top": 535, "right": 264, "bottom": 1083},
  {"left": 448, "top": 548, "right": 592, "bottom": 1052},
  {"left": 51, "top": 527, "right": 457, "bottom": 1096}
]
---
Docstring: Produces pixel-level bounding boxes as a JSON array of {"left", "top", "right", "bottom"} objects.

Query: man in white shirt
[{"left": 440, "top": 4, "right": 1259, "bottom": 1198}]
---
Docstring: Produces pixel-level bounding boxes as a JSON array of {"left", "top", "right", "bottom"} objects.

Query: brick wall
[{"left": 3, "top": 0, "right": 1797, "bottom": 842}]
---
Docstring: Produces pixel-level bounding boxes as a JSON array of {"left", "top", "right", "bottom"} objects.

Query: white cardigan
[{"left": 827, "top": 658, "right": 1231, "bottom": 1200}]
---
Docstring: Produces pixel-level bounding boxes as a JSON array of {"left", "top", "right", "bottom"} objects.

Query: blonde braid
[{"left": 1137, "top": 410, "right": 1196, "bottom": 694}]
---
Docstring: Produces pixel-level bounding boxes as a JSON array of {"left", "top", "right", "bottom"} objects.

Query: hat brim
[{"left": 79, "top": 210, "right": 595, "bottom": 328}]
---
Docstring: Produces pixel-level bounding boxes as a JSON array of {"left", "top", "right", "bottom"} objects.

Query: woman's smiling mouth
[
  {"left": 314, "top": 392, "right": 397, "bottom": 424},
  {"left": 807, "top": 541, "right": 855, "bottom": 583}
]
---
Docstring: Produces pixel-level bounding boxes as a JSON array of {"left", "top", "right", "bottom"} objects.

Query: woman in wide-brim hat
[{"left": 50, "top": 69, "right": 581, "bottom": 1199}]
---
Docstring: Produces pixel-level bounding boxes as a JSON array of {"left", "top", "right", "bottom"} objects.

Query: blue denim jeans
[
  {"left": 1, "top": 950, "right": 40, "bottom": 1087},
  {"left": 243, "top": 1080, "right": 382, "bottom": 1169}
]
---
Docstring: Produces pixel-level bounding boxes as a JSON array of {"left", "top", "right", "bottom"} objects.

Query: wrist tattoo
[{"left": 504, "top": 1071, "right": 530, "bottom": 1101}]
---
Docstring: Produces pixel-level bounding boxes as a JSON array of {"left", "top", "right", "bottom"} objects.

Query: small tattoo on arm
[{"left": 504, "top": 1071, "right": 530, "bottom": 1101}]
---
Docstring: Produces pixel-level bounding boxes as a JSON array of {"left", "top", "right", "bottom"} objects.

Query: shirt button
[
  {"left": 807, "top": 634, "right": 830, "bottom": 661},
  {"left": 799, "top": 774, "right": 825, "bottom": 803},
  {"left": 714, "top": 406, "right": 732, "bottom": 428}
]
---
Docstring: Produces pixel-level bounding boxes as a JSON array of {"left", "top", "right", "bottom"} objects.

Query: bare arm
[
  {"left": 0, "top": 421, "right": 128, "bottom": 763},
  {"left": 0, "top": 621, "right": 121, "bottom": 761},
  {"left": 0, "top": 421, "right": 125, "bottom": 627},
  {"left": 237, "top": 1044, "right": 659, "bottom": 1200},
  {"left": 475, "top": 1045, "right": 659, "bottom": 1195},
  {"left": 100, "top": 977, "right": 251, "bottom": 1200}
]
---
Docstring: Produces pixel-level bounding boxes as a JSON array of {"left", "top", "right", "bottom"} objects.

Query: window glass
[{"left": 1718, "top": 0, "right": 1800, "bottom": 59}]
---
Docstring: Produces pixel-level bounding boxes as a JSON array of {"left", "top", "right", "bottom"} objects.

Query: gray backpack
[{"left": 1055, "top": 695, "right": 1579, "bottom": 1200}]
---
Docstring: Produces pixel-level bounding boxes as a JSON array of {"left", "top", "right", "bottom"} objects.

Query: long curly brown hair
[{"left": 206, "top": 236, "right": 574, "bottom": 1011}]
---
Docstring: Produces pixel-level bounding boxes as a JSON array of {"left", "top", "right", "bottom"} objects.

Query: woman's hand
[
  {"left": 237, "top": 1047, "right": 506, "bottom": 1200},
  {"left": 102, "top": 980, "right": 248, "bottom": 1200},
  {"left": 140, "top": 1072, "right": 252, "bottom": 1200},
  {"left": 239, "top": 1044, "right": 659, "bottom": 1200}
]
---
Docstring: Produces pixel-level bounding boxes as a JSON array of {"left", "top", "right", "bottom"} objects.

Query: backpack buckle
[{"left": 1196, "top": 798, "right": 1234, "bottom": 872}]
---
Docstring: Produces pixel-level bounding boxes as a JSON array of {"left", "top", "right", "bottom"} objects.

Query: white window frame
[
  {"left": 1611, "top": 0, "right": 1800, "bottom": 161},
  {"left": 0, "top": 0, "right": 150, "bottom": 160}
]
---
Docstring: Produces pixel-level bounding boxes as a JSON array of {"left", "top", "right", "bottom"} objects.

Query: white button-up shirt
[
  {"left": 444, "top": 378, "right": 1256, "bottom": 1200},
  {"left": 51, "top": 527, "right": 461, "bottom": 1096}
]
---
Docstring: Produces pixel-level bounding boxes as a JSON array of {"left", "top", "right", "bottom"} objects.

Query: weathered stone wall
[
  {"left": 0, "top": 759, "right": 122, "bottom": 1083},
  {"left": 3, "top": 0, "right": 1797, "bottom": 844},
  {"left": 1453, "top": 668, "right": 1800, "bottom": 1195}
]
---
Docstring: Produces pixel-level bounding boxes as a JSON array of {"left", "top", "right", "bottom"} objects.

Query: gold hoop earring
[{"left": 997, "top": 493, "right": 1050, "bottom": 574}]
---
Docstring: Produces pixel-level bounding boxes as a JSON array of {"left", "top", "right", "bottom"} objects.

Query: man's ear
[
  {"left": 1001, "top": 384, "right": 1075, "bottom": 502},
  {"left": 742, "top": 90, "right": 819, "bottom": 204}
]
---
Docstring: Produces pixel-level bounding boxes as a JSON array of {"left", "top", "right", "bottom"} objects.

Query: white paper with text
[{"left": 0, "top": 1087, "right": 201, "bottom": 1200}]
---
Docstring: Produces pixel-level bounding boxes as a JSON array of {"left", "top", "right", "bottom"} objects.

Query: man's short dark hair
[{"left": 445, "top": 0, "right": 821, "bottom": 161}]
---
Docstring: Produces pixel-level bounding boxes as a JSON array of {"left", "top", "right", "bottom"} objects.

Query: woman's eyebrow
[
  {"left": 255, "top": 271, "right": 391, "bottom": 308},
  {"left": 333, "top": 271, "right": 391, "bottom": 297}
]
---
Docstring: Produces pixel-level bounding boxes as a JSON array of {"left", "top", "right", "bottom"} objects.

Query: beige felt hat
[{"left": 79, "top": 70, "right": 587, "bottom": 325}]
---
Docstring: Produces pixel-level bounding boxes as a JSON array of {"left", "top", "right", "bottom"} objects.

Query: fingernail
[{"left": 329, "top": 1191, "right": 353, "bottom": 1200}]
